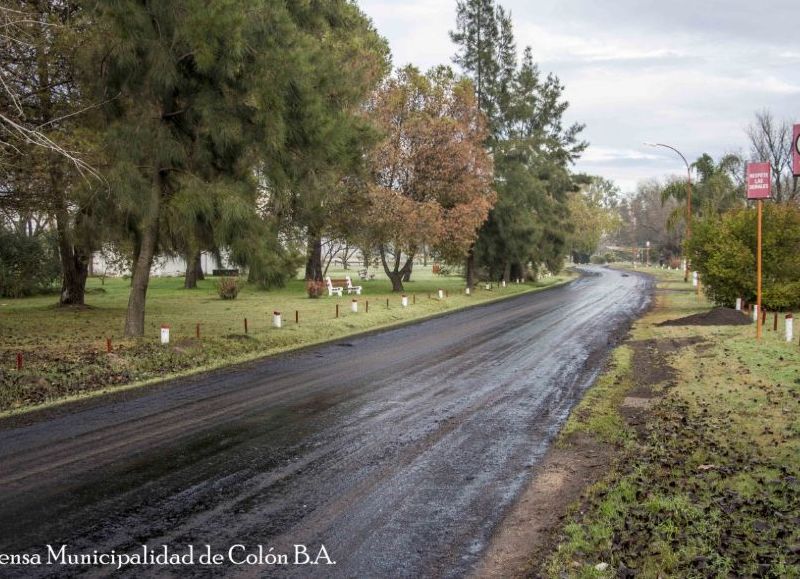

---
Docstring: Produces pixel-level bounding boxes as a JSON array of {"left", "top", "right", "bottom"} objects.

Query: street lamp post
[{"left": 644, "top": 142, "right": 693, "bottom": 282}]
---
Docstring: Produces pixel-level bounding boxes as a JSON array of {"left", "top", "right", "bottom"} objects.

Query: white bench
[
  {"left": 345, "top": 276, "right": 362, "bottom": 295},
  {"left": 325, "top": 277, "right": 344, "bottom": 297}
]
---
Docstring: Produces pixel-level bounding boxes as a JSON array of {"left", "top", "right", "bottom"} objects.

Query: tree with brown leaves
[{"left": 364, "top": 66, "right": 495, "bottom": 292}]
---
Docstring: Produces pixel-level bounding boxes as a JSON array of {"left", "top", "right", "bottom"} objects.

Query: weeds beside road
[
  {"left": 0, "top": 268, "right": 573, "bottom": 414},
  {"left": 539, "top": 268, "right": 800, "bottom": 578}
]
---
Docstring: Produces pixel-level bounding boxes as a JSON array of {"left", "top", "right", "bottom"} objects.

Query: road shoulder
[{"left": 477, "top": 267, "right": 800, "bottom": 578}]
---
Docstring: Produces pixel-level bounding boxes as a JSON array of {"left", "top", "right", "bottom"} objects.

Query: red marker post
[
  {"left": 792, "top": 124, "right": 800, "bottom": 178},
  {"left": 746, "top": 161, "right": 772, "bottom": 341}
]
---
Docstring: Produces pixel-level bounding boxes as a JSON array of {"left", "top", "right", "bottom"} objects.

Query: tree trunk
[
  {"left": 379, "top": 245, "right": 412, "bottom": 293},
  {"left": 130, "top": 231, "right": 141, "bottom": 287},
  {"left": 124, "top": 168, "right": 162, "bottom": 337},
  {"left": 401, "top": 259, "right": 413, "bottom": 282},
  {"left": 465, "top": 244, "right": 476, "bottom": 290},
  {"left": 305, "top": 233, "right": 323, "bottom": 281},
  {"left": 195, "top": 252, "right": 204, "bottom": 281},
  {"left": 54, "top": 193, "right": 89, "bottom": 306},
  {"left": 184, "top": 250, "right": 199, "bottom": 289},
  {"left": 502, "top": 261, "right": 511, "bottom": 284},
  {"left": 124, "top": 217, "right": 158, "bottom": 337},
  {"left": 386, "top": 271, "right": 404, "bottom": 292},
  {"left": 59, "top": 249, "right": 89, "bottom": 306},
  {"left": 57, "top": 235, "right": 89, "bottom": 307}
]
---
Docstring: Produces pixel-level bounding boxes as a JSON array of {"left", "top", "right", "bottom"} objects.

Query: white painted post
[
  {"left": 692, "top": 271, "right": 698, "bottom": 287},
  {"left": 752, "top": 304, "right": 759, "bottom": 322},
  {"left": 401, "top": 295, "right": 408, "bottom": 307},
  {"left": 501, "top": 280, "right": 506, "bottom": 288},
  {"left": 438, "top": 289, "right": 444, "bottom": 299},
  {"left": 160, "top": 325, "right": 170, "bottom": 344},
  {"left": 786, "top": 314, "right": 794, "bottom": 342},
  {"left": 465, "top": 287, "right": 470, "bottom": 295},
  {"left": 735, "top": 298, "right": 742, "bottom": 311},
  {"left": 273, "top": 311, "right": 282, "bottom": 328},
  {"left": 351, "top": 299, "right": 358, "bottom": 313}
]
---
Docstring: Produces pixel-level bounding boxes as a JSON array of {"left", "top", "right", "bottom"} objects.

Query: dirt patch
[
  {"left": 473, "top": 434, "right": 614, "bottom": 579},
  {"left": 621, "top": 396, "right": 655, "bottom": 409},
  {"left": 657, "top": 307, "right": 750, "bottom": 326}
]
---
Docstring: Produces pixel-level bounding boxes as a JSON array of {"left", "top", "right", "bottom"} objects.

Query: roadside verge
[
  {"left": 477, "top": 267, "right": 800, "bottom": 578},
  {"left": 1, "top": 272, "right": 577, "bottom": 421}
]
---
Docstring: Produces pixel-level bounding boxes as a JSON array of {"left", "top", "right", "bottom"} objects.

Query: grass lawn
[
  {"left": 0, "top": 265, "right": 574, "bottom": 414},
  {"left": 542, "top": 267, "right": 800, "bottom": 578}
]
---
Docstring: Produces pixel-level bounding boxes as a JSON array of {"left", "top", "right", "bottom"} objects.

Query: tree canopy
[{"left": 363, "top": 66, "right": 495, "bottom": 292}]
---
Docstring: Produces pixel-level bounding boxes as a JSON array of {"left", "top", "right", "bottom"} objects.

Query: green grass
[
  {"left": 544, "top": 266, "right": 800, "bottom": 578},
  {"left": 0, "top": 265, "right": 574, "bottom": 413},
  {"left": 559, "top": 345, "right": 635, "bottom": 446}
]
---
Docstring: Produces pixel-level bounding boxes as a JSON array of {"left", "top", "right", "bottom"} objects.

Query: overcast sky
[{"left": 358, "top": 0, "right": 800, "bottom": 193}]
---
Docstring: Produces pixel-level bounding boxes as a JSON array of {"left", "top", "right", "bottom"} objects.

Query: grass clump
[
  {"left": 216, "top": 276, "right": 242, "bottom": 299},
  {"left": 560, "top": 345, "right": 634, "bottom": 446}
]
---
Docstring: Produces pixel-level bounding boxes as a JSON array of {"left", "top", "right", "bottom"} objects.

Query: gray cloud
[{"left": 359, "top": 0, "right": 799, "bottom": 193}]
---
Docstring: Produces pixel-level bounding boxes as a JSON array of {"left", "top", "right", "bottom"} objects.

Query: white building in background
[{"left": 90, "top": 250, "right": 235, "bottom": 278}]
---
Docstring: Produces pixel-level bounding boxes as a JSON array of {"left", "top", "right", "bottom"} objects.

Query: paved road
[{"left": 0, "top": 267, "right": 651, "bottom": 578}]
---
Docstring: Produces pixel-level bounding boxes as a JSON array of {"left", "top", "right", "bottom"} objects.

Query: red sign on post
[
  {"left": 746, "top": 162, "right": 771, "bottom": 199},
  {"left": 793, "top": 124, "right": 800, "bottom": 177}
]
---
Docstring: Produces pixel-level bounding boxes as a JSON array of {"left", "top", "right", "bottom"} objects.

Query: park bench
[
  {"left": 213, "top": 268, "right": 239, "bottom": 276},
  {"left": 345, "top": 276, "right": 362, "bottom": 295},
  {"left": 325, "top": 277, "right": 345, "bottom": 297},
  {"left": 358, "top": 269, "right": 375, "bottom": 280}
]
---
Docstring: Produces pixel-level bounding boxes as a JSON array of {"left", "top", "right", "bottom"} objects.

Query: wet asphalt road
[{"left": 0, "top": 267, "right": 651, "bottom": 578}]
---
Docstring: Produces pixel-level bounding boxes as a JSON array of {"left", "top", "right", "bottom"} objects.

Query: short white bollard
[
  {"left": 438, "top": 289, "right": 444, "bottom": 299},
  {"left": 786, "top": 314, "right": 794, "bottom": 342},
  {"left": 273, "top": 311, "right": 282, "bottom": 328},
  {"left": 401, "top": 295, "right": 408, "bottom": 307},
  {"left": 351, "top": 299, "right": 358, "bottom": 313},
  {"left": 465, "top": 287, "right": 470, "bottom": 295},
  {"left": 752, "top": 304, "right": 759, "bottom": 322},
  {"left": 735, "top": 298, "right": 742, "bottom": 311},
  {"left": 484, "top": 283, "right": 490, "bottom": 290},
  {"left": 692, "top": 271, "right": 698, "bottom": 287},
  {"left": 160, "top": 325, "right": 170, "bottom": 344},
  {"left": 501, "top": 280, "right": 506, "bottom": 288}
]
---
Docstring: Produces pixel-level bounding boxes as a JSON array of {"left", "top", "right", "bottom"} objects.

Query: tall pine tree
[{"left": 451, "top": 2, "right": 587, "bottom": 283}]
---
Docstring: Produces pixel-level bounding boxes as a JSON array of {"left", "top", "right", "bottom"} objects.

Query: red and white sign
[
  {"left": 746, "top": 162, "right": 771, "bottom": 199},
  {"left": 793, "top": 124, "right": 800, "bottom": 177}
]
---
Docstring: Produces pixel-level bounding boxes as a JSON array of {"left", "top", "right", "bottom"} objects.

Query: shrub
[
  {"left": 0, "top": 228, "right": 60, "bottom": 297},
  {"left": 306, "top": 280, "right": 325, "bottom": 298},
  {"left": 216, "top": 276, "right": 241, "bottom": 300},
  {"left": 686, "top": 204, "right": 800, "bottom": 310}
]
